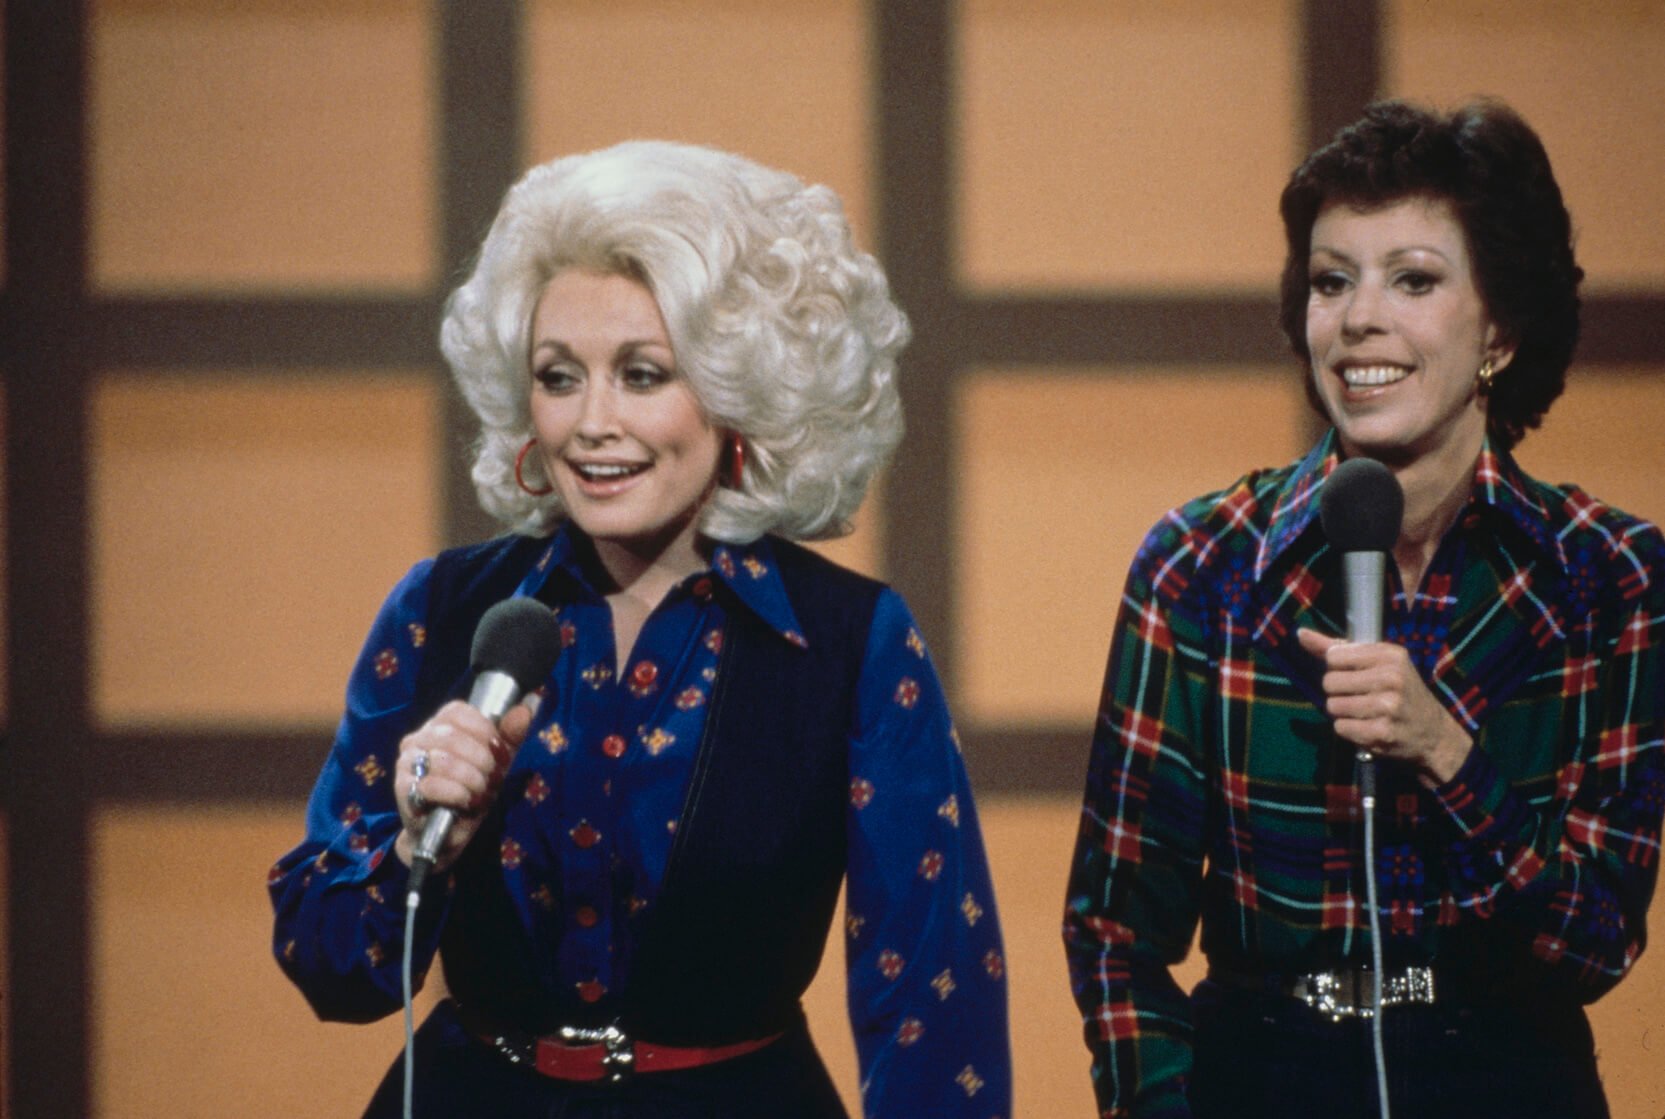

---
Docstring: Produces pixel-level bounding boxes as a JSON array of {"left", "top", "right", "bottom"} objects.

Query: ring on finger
[
  {"left": 411, "top": 750, "right": 430, "bottom": 781},
  {"left": 409, "top": 775, "right": 430, "bottom": 815}
]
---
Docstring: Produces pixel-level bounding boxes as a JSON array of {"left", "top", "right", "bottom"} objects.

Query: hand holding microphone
[
  {"left": 1296, "top": 458, "right": 1469, "bottom": 784},
  {"left": 395, "top": 702, "right": 529, "bottom": 871},
  {"left": 398, "top": 598, "right": 565, "bottom": 896}
]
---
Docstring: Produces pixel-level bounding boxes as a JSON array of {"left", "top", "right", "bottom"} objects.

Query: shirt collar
[
  {"left": 1255, "top": 429, "right": 1566, "bottom": 581},
  {"left": 1472, "top": 441, "right": 1565, "bottom": 569},
  {"left": 515, "top": 526, "right": 809, "bottom": 648},
  {"left": 709, "top": 537, "right": 810, "bottom": 648},
  {"left": 1255, "top": 431, "right": 1339, "bottom": 580},
  {"left": 515, "top": 527, "right": 584, "bottom": 600}
]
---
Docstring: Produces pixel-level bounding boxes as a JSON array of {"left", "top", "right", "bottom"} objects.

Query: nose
[
  {"left": 1340, "top": 278, "right": 1385, "bottom": 341},
  {"left": 575, "top": 380, "right": 619, "bottom": 442}
]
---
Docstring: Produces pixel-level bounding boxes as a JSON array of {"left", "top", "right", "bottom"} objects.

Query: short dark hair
[{"left": 1278, "top": 99, "right": 1583, "bottom": 450}]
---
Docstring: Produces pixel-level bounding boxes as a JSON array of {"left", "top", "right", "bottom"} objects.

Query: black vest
[{"left": 411, "top": 533, "right": 882, "bottom": 1045}]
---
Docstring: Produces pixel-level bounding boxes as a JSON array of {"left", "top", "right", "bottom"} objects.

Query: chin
[
  {"left": 586, "top": 512, "right": 703, "bottom": 554},
  {"left": 1330, "top": 421, "right": 1419, "bottom": 465}
]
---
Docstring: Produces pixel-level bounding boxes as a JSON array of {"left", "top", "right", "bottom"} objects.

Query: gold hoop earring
[{"left": 1476, "top": 359, "right": 1497, "bottom": 395}]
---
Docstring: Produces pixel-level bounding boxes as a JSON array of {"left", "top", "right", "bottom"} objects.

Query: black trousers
[
  {"left": 1188, "top": 979, "right": 1609, "bottom": 1119},
  {"left": 362, "top": 1001, "right": 849, "bottom": 1119}
]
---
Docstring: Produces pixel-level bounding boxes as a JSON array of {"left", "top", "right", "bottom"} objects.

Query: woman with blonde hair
[{"left": 272, "top": 140, "right": 1011, "bottom": 1118}]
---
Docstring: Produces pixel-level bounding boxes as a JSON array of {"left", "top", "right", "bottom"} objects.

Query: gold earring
[{"left": 1477, "top": 359, "right": 1496, "bottom": 394}]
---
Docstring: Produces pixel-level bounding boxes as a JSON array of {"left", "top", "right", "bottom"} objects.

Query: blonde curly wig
[{"left": 440, "top": 140, "right": 908, "bottom": 543}]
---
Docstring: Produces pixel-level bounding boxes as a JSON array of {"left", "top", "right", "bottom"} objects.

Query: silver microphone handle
[
  {"left": 412, "top": 669, "right": 521, "bottom": 865},
  {"left": 1342, "top": 551, "right": 1386, "bottom": 644}
]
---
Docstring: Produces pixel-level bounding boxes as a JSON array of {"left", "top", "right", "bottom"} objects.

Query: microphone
[
  {"left": 1316, "top": 457, "right": 1405, "bottom": 1119},
  {"left": 1318, "top": 457, "right": 1404, "bottom": 644},
  {"left": 407, "top": 597, "right": 564, "bottom": 899}
]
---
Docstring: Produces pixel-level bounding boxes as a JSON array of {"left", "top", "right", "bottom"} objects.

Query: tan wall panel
[
  {"left": 525, "top": 0, "right": 873, "bottom": 247},
  {"left": 956, "top": 368, "right": 1307, "bottom": 727},
  {"left": 90, "top": 804, "right": 445, "bottom": 1118},
  {"left": 958, "top": 0, "right": 1297, "bottom": 293},
  {"left": 1385, "top": 1, "right": 1665, "bottom": 292},
  {"left": 1591, "top": 930, "right": 1665, "bottom": 1119},
  {"left": 90, "top": 373, "right": 441, "bottom": 729},
  {"left": 89, "top": 0, "right": 435, "bottom": 293},
  {"left": 1513, "top": 368, "right": 1665, "bottom": 529}
]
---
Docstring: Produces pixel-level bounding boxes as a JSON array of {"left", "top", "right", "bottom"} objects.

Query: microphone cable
[
  {"left": 1359, "top": 752, "right": 1391, "bottom": 1119},
  {"left": 394, "top": 596, "right": 564, "bottom": 1119},
  {"left": 403, "top": 884, "right": 420, "bottom": 1119}
]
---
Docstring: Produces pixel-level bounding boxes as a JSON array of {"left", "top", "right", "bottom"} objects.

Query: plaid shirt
[{"left": 1063, "top": 432, "right": 1665, "bottom": 1119}]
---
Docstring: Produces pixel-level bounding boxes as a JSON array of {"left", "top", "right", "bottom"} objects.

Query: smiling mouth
[
  {"left": 1341, "top": 364, "right": 1410, "bottom": 388},
  {"left": 571, "top": 462, "right": 649, "bottom": 483}
]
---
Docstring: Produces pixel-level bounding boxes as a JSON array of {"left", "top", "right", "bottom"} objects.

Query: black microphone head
[
  {"left": 470, "top": 597, "right": 565, "bottom": 692},
  {"left": 1319, "top": 457, "right": 1405, "bottom": 553}
]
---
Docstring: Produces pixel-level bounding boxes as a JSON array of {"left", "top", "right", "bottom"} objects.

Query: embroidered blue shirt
[{"left": 270, "top": 529, "right": 1012, "bottom": 1117}]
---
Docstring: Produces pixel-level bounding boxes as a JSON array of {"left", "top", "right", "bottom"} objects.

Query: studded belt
[{"left": 1211, "top": 965, "right": 1438, "bottom": 1022}]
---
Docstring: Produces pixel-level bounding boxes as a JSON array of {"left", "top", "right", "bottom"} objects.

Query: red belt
[{"left": 457, "top": 1003, "right": 782, "bottom": 1084}]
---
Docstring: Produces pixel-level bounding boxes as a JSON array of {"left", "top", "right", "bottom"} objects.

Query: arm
[
  {"left": 1299, "top": 522, "right": 1665, "bottom": 1001},
  {"left": 843, "top": 590, "right": 1012, "bottom": 1119},
  {"left": 1425, "top": 537, "right": 1665, "bottom": 1001},
  {"left": 267, "top": 560, "right": 452, "bottom": 1023},
  {"left": 1063, "top": 523, "right": 1210, "bottom": 1119}
]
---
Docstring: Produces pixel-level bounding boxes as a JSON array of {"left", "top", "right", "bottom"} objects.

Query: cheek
[
  {"left": 1305, "top": 300, "right": 1335, "bottom": 354},
  {"left": 528, "top": 397, "right": 565, "bottom": 439},
  {"left": 530, "top": 395, "right": 588, "bottom": 453},
  {"left": 684, "top": 430, "right": 723, "bottom": 478},
  {"left": 658, "top": 398, "right": 718, "bottom": 458}
]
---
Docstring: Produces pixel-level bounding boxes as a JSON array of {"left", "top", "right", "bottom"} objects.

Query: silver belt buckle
[
  {"left": 558, "top": 1022, "right": 636, "bottom": 1084},
  {"left": 1294, "top": 966, "right": 1436, "bottom": 1022}
]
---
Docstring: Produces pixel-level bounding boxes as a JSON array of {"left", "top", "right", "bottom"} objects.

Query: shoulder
[
  {"left": 763, "top": 535, "right": 888, "bottom": 606},
  {"left": 428, "top": 532, "right": 551, "bottom": 585},
  {"left": 751, "top": 537, "right": 891, "bottom": 668},
  {"left": 1525, "top": 475, "right": 1665, "bottom": 602},
  {"left": 410, "top": 533, "right": 553, "bottom": 667},
  {"left": 423, "top": 532, "right": 551, "bottom": 613}
]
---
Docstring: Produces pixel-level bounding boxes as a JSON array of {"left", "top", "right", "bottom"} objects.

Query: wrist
[{"left": 1418, "top": 719, "right": 1473, "bottom": 787}]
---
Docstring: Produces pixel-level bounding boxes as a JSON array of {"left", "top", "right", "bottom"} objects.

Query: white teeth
[
  {"left": 575, "top": 462, "right": 646, "bottom": 480},
  {"left": 1342, "top": 365, "right": 1410, "bottom": 387}
]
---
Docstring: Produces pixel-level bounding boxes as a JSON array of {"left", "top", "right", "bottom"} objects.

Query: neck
[
  {"left": 1382, "top": 434, "right": 1481, "bottom": 592},
  {"left": 589, "top": 519, "right": 709, "bottom": 610}
]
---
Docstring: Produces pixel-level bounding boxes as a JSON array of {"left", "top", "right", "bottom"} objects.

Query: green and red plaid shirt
[{"left": 1063, "top": 432, "right": 1665, "bottom": 1119}]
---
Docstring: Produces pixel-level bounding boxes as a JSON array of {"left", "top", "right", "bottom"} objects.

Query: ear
[{"left": 1483, "top": 321, "right": 1519, "bottom": 375}]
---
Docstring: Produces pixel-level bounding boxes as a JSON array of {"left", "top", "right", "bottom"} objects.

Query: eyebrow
[
  {"left": 1309, "top": 244, "right": 1455, "bottom": 266},
  {"left": 529, "top": 338, "right": 674, "bottom": 362}
]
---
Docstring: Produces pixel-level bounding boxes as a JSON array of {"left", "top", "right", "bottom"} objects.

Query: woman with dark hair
[
  {"left": 1064, "top": 100, "right": 1664, "bottom": 1118},
  {"left": 269, "top": 140, "right": 1010, "bottom": 1118}
]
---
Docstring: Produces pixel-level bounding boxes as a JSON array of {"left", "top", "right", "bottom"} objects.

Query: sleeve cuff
[{"left": 1428, "top": 744, "right": 1527, "bottom": 841}]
